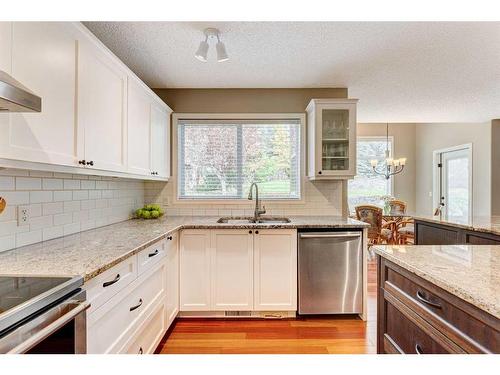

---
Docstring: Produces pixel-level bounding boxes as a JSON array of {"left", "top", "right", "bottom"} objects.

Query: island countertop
[
  {"left": 0, "top": 215, "right": 368, "bottom": 282},
  {"left": 412, "top": 215, "right": 500, "bottom": 237},
  {"left": 374, "top": 244, "right": 500, "bottom": 319}
]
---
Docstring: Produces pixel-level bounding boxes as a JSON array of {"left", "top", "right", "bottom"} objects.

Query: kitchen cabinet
[
  {"left": 180, "top": 228, "right": 298, "bottom": 313},
  {"left": 180, "top": 229, "right": 212, "bottom": 311},
  {"left": 306, "top": 99, "right": 358, "bottom": 180},
  {"left": 211, "top": 230, "right": 254, "bottom": 311},
  {"left": 78, "top": 36, "right": 127, "bottom": 173},
  {"left": 150, "top": 100, "right": 171, "bottom": 178},
  {"left": 254, "top": 229, "right": 297, "bottom": 311},
  {"left": 414, "top": 219, "right": 500, "bottom": 245},
  {"left": 165, "top": 232, "right": 179, "bottom": 326},
  {"left": 377, "top": 256, "right": 499, "bottom": 353},
  {"left": 0, "top": 22, "right": 11, "bottom": 73},
  {"left": 1, "top": 22, "right": 80, "bottom": 167}
]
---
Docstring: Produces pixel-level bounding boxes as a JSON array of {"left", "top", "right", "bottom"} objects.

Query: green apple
[{"left": 151, "top": 210, "right": 160, "bottom": 219}]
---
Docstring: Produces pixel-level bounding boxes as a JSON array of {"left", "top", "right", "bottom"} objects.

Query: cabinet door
[
  {"left": 316, "top": 102, "right": 357, "bottom": 177},
  {"left": 253, "top": 229, "right": 297, "bottom": 311},
  {"left": 151, "top": 101, "right": 170, "bottom": 178},
  {"left": 166, "top": 232, "right": 179, "bottom": 326},
  {"left": 127, "top": 79, "right": 151, "bottom": 176},
  {"left": 211, "top": 230, "right": 253, "bottom": 311},
  {"left": 1, "top": 22, "right": 81, "bottom": 166},
  {"left": 0, "top": 22, "right": 11, "bottom": 73},
  {"left": 179, "top": 229, "right": 211, "bottom": 311},
  {"left": 78, "top": 38, "right": 127, "bottom": 172}
]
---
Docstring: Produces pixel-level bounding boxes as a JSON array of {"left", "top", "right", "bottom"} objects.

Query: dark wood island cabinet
[{"left": 415, "top": 218, "right": 500, "bottom": 245}]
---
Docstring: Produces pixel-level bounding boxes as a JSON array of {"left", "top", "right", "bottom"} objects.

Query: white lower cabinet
[
  {"left": 179, "top": 230, "right": 211, "bottom": 311},
  {"left": 211, "top": 230, "right": 254, "bottom": 311},
  {"left": 165, "top": 232, "right": 179, "bottom": 326},
  {"left": 180, "top": 228, "right": 297, "bottom": 313},
  {"left": 254, "top": 229, "right": 297, "bottom": 311}
]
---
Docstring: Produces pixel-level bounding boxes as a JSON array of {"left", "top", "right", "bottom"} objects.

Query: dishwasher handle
[{"left": 299, "top": 233, "right": 361, "bottom": 239}]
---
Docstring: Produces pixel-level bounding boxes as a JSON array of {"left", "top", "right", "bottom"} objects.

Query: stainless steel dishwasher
[{"left": 298, "top": 231, "right": 362, "bottom": 314}]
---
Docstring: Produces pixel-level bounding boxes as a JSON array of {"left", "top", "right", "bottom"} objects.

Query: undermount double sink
[{"left": 216, "top": 216, "right": 291, "bottom": 224}]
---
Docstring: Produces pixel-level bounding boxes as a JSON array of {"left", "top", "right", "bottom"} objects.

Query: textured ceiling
[{"left": 83, "top": 22, "right": 500, "bottom": 122}]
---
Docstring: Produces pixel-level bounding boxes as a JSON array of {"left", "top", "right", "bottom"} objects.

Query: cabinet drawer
[
  {"left": 137, "top": 239, "right": 166, "bottom": 275},
  {"left": 122, "top": 302, "right": 166, "bottom": 354},
  {"left": 85, "top": 256, "right": 137, "bottom": 314},
  {"left": 384, "top": 301, "right": 451, "bottom": 354},
  {"left": 87, "top": 262, "right": 166, "bottom": 353},
  {"left": 384, "top": 263, "right": 499, "bottom": 353}
]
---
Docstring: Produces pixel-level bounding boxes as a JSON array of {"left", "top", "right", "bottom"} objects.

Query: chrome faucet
[{"left": 248, "top": 182, "right": 266, "bottom": 222}]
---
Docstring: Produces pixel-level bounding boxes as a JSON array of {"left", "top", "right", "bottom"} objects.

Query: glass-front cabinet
[{"left": 306, "top": 99, "right": 358, "bottom": 179}]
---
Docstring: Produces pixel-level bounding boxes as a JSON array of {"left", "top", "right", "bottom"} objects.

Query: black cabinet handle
[
  {"left": 130, "top": 298, "right": 143, "bottom": 311},
  {"left": 78, "top": 159, "right": 86, "bottom": 165},
  {"left": 167, "top": 236, "right": 173, "bottom": 240},
  {"left": 416, "top": 290, "right": 442, "bottom": 309},
  {"left": 148, "top": 249, "right": 159, "bottom": 258},
  {"left": 249, "top": 230, "right": 252, "bottom": 234},
  {"left": 255, "top": 230, "right": 259, "bottom": 234},
  {"left": 318, "top": 171, "right": 322, "bottom": 175},
  {"left": 102, "top": 274, "right": 120, "bottom": 288},
  {"left": 139, "top": 347, "right": 143, "bottom": 354},
  {"left": 86, "top": 160, "right": 94, "bottom": 166},
  {"left": 415, "top": 344, "right": 424, "bottom": 354}
]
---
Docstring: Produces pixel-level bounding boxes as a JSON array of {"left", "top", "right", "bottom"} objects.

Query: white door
[
  {"left": 151, "top": 102, "right": 170, "bottom": 178},
  {"left": 253, "top": 229, "right": 297, "bottom": 311},
  {"left": 127, "top": 79, "right": 151, "bottom": 176},
  {"left": 1, "top": 22, "right": 81, "bottom": 167},
  {"left": 211, "top": 230, "right": 253, "bottom": 311},
  {"left": 78, "top": 38, "right": 127, "bottom": 172},
  {"left": 179, "top": 230, "right": 211, "bottom": 311},
  {"left": 434, "top": 145, "right": 472, "bottom": 222},
  {"left": 166, "top": 231, "right": 179, "bottom": 326}
]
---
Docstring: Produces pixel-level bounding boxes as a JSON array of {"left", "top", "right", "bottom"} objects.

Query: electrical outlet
[{"left": 18, "top": 205, "right": 30, "bottom": 225}]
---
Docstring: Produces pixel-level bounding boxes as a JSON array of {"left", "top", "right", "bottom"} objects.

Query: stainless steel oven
[{"left": 0, "top": 276, "right": 89, "bottom": 354}]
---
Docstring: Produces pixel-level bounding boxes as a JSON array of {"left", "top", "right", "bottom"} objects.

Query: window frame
[
  {"left": 173, "top": 113, "right": 306, "bottom": 204},
  {"left": 348, "top": 135, "right": 395, "bottom": 211}
]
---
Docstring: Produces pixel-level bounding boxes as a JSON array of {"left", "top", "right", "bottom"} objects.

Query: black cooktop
[{"left": 0, "top": 275, "right": 83, "bottom": 334}]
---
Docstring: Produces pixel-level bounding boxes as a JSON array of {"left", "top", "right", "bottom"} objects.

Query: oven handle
[{"left": 7, "top": 300, "right": 90, "bottom": 354}]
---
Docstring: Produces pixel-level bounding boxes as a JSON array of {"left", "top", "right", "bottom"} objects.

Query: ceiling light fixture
[
  {"left": 370, "top": 123, "right": 406, "bottom": 180},
  {"left": 194, "top": 28, "right": 229, "bottom": 63}
]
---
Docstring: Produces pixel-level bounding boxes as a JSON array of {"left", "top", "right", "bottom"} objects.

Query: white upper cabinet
[
  {"left": 307, "top": 99, "right": 358, "bottom": 180},
  {"left": 127, "top": 78, "right": 152, "bottom": 176},
  {"left": 253, "top": 229, "right": 297, "bottom": 311},
  {"left": 1, "top": 22, "right": 81, "bottom": 166},
  {"left": 78, "top": 37, "right": 127, "bottom": 173},
  {"left": 210, "top": 230, "right": 254, "bottom": 311},
  {"left": 150, "top": 101, "right": 171, "bottom": 179}
]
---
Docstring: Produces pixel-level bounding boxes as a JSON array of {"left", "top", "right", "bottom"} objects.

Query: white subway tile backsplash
[
  {"left": 30, "top": 191, "right": 53, "bottom": 204},
  {"left": 0, "top": 168, "right": 144, "bottom": 252},
  {"left": 16, "top": 177, "right": 42, "bottom": 190}
]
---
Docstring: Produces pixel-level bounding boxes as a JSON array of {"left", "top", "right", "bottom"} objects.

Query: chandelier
[{"left": 370, "top": 123, "right": 406, "bottom": 180}]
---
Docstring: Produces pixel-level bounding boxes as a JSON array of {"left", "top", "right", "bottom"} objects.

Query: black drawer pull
[
  {"left": 148, "top": 249, "right": 159, "bottom": 258},
  {"left": 130, "top": 298, "right": 143, "bottom": 312},
  {"left": 139, "top": 347, "right": 143, "bottom": 354},
  {"left": 415, "top": 343, "right": 424, "bottom": 354},
  {"left": 102, "top": 274, "right": 120, "bottom": 288},
  {"left": 416, "top": 290, "right": 442, "bottom": 309}
]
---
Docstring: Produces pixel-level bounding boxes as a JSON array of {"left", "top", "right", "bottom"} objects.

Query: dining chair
[
  {"left": 388, "top": 199, "right": 407, "bottom": 215},
  {"left": 397, "top": 219, "right": 415, "bottom": 244},
  {"left": 355, "top": 205, "right": 394, "bottom": 245}
]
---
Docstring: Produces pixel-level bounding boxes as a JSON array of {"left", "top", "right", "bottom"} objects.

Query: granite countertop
[
  {"left": 412, "top": 215, "right": 500, "bottom": 236},
  {"left": 374, "top": 244, "right": 500, "bottom": 319},
  {"left": 0, "top": 215, "right": 368, "bottom": 282}
]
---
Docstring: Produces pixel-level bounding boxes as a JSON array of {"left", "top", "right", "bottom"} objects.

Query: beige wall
[
  {"left": 357, "top": 123, "right": 417, "bottom": 212},
  {"left": 149, "top": 88, "right": 348, "bottom": 217},
  {"left": 154, "top": 88, "right": 347, "bottom": 113},
  {"left": 415, "top": 122, "right": 492, "bottom": 216},
  {"left": 491, "top": 119, "right": 500, "bottom": 215}
]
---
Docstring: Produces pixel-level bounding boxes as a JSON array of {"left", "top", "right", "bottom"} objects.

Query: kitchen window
[
  {"left": 177, "top": 118, "right": 301, "bottom": 200},
  {"left": 348, "top": 136, "right": 393, "bottom": 212}
]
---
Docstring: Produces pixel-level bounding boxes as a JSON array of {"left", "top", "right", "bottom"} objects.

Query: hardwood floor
[{"left": 155, "top": 258, "right": 377, "bottom": 354}]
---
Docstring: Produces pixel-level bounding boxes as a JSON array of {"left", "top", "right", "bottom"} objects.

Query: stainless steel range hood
[{"left": 0, "top": 70, "right": 41, "bottom": 112}]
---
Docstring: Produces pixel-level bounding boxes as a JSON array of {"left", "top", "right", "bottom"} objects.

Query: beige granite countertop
[
  {"left": 374, "top": 244, "right": 500, "bottom": 319},
  {"left": 0, "top": 215, "right": 368, "bottom": 282},
  {"left": 413, "top": 215, "right": 500, "bottom": 236}
]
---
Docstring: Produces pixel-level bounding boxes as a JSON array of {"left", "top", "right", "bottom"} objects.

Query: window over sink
[{"left": 177, "top": 117, "right": 301, "bottom": 200}]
